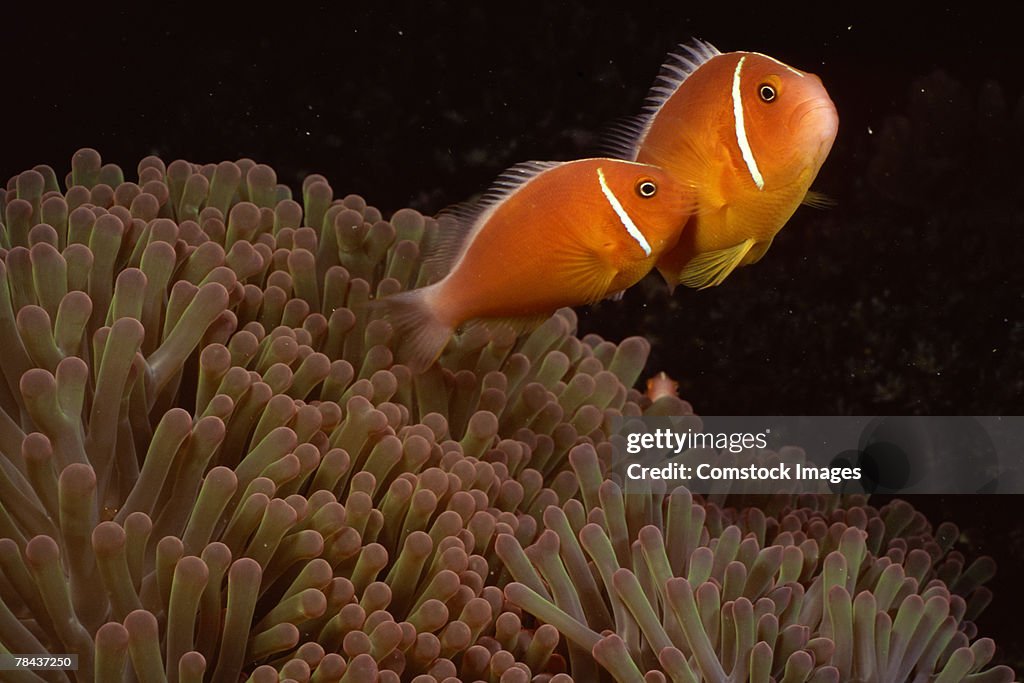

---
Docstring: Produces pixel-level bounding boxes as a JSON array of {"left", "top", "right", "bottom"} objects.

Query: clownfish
[
  {"left": 646, "top": 371, "right": 680, "bottom": 401},
  {"left": 381, "top": 158, "right": 694, "bottom": 371},
  {"left": 608, "top": 40, "right": 839, "bottom": 290}
]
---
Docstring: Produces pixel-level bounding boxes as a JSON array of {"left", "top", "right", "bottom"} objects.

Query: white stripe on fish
[
  {"left": 731, "top": 56, "right": 765, "bottom": 190},
  {"left": 597, "top": 166, "right": 652, "bottom": 256}
]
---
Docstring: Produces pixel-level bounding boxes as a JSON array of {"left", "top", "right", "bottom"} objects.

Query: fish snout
[{"left": 791, "top": 97, "right": 839, "bottom": 160}]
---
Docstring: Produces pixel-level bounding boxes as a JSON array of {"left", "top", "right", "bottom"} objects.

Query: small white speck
[
  {"left": 868, "top": 126, "right": 873, "bottom": 135},
  {"left": 847, "top": 25, "right": 853, "bottom": 30},
  {"left": 398, "top": 30, "right": 404, "bottom": 36},
  {"left": 305, "top": 131, "right": 310, "bottom": 136}
]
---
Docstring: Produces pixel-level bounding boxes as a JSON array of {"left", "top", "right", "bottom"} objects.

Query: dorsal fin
[
  {"left": 425, "top": 160, "right": 562, "bottom": 275},
  {"left": 602, "top": 39, "right": 721, "bottom": 161}
]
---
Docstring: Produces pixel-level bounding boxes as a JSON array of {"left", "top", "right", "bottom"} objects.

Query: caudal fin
[{"left": 378, "top": 288, "right": 453, "bottom": 373}]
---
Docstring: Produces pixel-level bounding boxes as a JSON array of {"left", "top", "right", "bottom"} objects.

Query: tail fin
[{"left": 378, "top": 288, "right": 453, "bottom": 373}]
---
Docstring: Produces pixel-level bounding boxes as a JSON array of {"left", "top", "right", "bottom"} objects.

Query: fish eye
[
  {"left": 636, "top": 179, "right": 657, "bottom": 198},
  {"left": 758, "top": 83, "right": 777, "bottom": 103}
]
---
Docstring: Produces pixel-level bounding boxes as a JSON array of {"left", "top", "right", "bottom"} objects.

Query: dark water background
[{"left": 5, "top": 2, "right": 1023, "bottom": 669}]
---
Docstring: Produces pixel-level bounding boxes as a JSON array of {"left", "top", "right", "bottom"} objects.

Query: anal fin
[{"left": 461, "top": 314, "right": 553, "bottom": 340}]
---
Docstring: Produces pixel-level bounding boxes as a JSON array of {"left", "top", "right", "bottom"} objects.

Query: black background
[{"left": 5, "top": 1, "right": 1022, "bottom": 669}]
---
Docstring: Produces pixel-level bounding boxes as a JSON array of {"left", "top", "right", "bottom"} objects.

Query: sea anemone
[
  {"left": 502, "top": 445, "right": 1012, "bottom": 681},
  {"left": 0, "top": 149, "right": 666, "bottom": 681},
  {"left": 0, "top": 149, "right": 1015, "bottom": 682}
]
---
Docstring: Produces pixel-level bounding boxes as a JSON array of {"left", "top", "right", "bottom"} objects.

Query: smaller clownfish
[
  {"left": 381, "top": 158, "right": 694, "bottom": 371},
  {"left": 646, "top": 371, "right": 680, "bottom": 401},
  {"left": 608, "top": 40, "right": 839, "bottom": 290}
]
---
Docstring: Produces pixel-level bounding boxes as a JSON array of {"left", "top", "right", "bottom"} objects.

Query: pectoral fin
[
  {"left": 677, "top": 239, "right": 755, "bottom": 289},
  {"left": 551, "top": 241, "right": 620, "bottom": 305},
  {"left": 802, "top": 190, "right": 835, "bottom": 209}
]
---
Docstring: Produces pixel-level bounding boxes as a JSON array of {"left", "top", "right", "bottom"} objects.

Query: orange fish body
[
  {"left": 612, "top": 41, "right": 839, "bottom": 290},
  {"left": 383, "top": 158, "right": 692, "bottom": 370},
  {"left": 645, "top": 371, "right": 680, "bottom": 401}
]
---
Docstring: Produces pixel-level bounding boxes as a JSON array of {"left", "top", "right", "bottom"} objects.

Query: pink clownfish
[
  {"left": 608, "top": 40, "right": 839, "bottom": 290},
  {"left": 381, "top": 158, "right": 695, "bottom": 371},
  {"left": 645, "top": 371, "right": 680, "bottom": 401}
]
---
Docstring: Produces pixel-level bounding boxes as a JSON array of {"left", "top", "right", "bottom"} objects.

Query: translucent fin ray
[
  {"left": 377, "top": 288, "right": 453, "bottom": 373},
  {"left": 601, "top": 39, "right": 721, "bottom": 161},
  {"left": 461, "top": 314, "right": 553, "bottom": 340},
  {"left": 426, "top": 161, "right": 562, "bottom": 275},
  {"left": 677, "top": 238, "right": 754, "bottom": 289},
  {"left": 801, "top": 190, "right": 836, "bottom": 209}
]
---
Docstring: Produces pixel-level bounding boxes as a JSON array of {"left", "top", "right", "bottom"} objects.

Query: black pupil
[
  {"left": 639, "top": 182, "right": 656, "bottom": 197},
  {"left": 761, "top": 85, "right": 776, "bottom": 101}
]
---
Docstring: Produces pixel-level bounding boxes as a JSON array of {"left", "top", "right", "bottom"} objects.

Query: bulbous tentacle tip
[{"left": 0, "top": 150, "right": 1014, "bottom": 682}]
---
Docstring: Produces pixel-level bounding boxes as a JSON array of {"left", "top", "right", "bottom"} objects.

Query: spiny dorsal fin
[
  {"left": 425, "top": 160, "right": 562, "bottom": 275},
  {"left": 599, "top": 114, "right": 651, "bottom": 161},
  {"left": 602, "top": 39, "right": 721, "bottom": 161}
]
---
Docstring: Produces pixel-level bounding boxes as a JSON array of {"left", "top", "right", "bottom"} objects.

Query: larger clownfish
[
  {"left": 381, "top": 158, "right": 694, "bottom": 371},
  {"left": 608, "top": 40, "right": 839, "bottom": 290}
]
